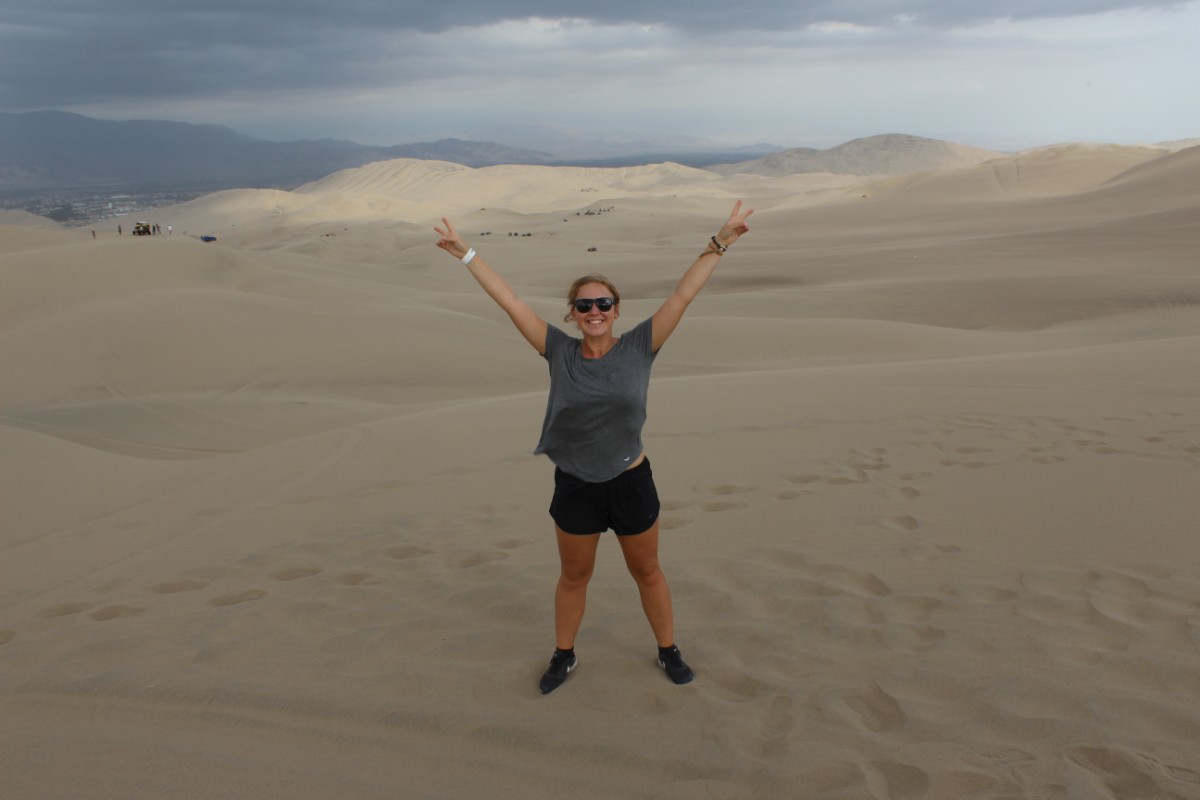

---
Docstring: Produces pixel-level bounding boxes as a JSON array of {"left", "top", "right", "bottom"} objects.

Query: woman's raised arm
[
  {"left": 651, "top": 200, "right": 754, "bottom": 352},
  {"left": 435, "top": 218, "right": 548, "bottom": 353}
]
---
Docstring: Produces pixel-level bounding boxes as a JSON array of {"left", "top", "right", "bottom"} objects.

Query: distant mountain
[
  {"left": 0, "top": 111, "right": 552, "bottom": 192},
  {"left": 0, "top": 113, "right": 1009, "bottom": 194},
  {"left": 0, "top": 112, "right": 787, "bottom": 194},
  {"left": 467, "top": 121, "right": 783, "bottom": 161},
  {"left": 712, "top": 134, "right": 1001, "bottom": 177}
]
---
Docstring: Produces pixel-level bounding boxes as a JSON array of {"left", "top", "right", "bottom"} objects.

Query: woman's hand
[
  {"left": 434, "top": 217, "right": 469, "bottom": 260},
  {"left": 715, "top": 200, "right": 754, "bottom": 248}
]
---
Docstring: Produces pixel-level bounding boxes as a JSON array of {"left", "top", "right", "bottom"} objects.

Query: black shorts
[{"left": 550, "top": 458, "right": 661, "bottom": 536}]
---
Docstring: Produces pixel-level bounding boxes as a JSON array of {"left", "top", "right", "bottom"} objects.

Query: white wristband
[{"left": 461, "top": 248, "right": 477, "bottom": 265}]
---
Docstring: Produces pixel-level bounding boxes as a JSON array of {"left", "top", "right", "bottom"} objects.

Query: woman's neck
[{"left": 580, "top": 332, "right": 617, "bottom": 359}]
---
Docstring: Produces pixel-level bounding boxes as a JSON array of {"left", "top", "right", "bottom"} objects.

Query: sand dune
[
  {"left": 0, "top": 209, "right": 65, "bottom": 229},
  {"left": 871, "top": 143, "right": 1171, "bottom": 200},
  {"left": 166, "top": 159, "right": 728, "bottom": 238},
  {"left": 3, "top": 142, "right": 1200, "bottom": 799},
  {"left": 715, "top": 133, "right": 1002, "bottom": 178}
]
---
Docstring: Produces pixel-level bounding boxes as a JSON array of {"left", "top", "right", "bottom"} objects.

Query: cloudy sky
[{"left": 3, "top": 1, "right": 1198, "bottom": 151}]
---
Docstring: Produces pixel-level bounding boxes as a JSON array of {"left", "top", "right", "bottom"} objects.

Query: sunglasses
[{"left": 573, "top": 297, "right": 615, "bottom": 313}]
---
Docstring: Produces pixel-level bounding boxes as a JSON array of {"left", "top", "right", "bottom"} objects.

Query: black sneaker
[
  {"left": 658, "top": 645, "right": 694, "bottom": 685},
  {"left": 538, "top": 649, "right": 577, "bottom": 694}
]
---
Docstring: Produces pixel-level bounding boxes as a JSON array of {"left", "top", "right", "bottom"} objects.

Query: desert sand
[{"left": 2, "top": 142, "right": 1199, "bottom": 799}]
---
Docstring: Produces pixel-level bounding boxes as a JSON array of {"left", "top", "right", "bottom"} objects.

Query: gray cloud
[
  {"left": 1, "top": 0, "right": 1188, "bottom": 108},
  {"left": 2, "top": 0, "right": 1196, "bottom": 149}
]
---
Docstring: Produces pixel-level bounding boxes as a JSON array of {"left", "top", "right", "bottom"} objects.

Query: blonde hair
[{"left": 563, "top": 274, "right": 621, "bottom": 322}]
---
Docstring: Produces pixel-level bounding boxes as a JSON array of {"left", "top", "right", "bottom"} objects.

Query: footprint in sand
[
  {"left": 878, "top": 623, "right": 946, "bottom": 654},
  {"left": 42, "top": 602, "right": 93, "bottom": 618},
  {"left": 960, "top": 747, "right": 1038, "bottom": 774},
  {"left": 90, "top": 604, "right": 144, "bottom": 621},
  {"left": 700, "top": 485, "right": 755, "bottom": 510},
  {"left": 847, "top": 448, "right": 890, "bottom": 472},
  {"left": 708, "top": 673, "right": 769, "bottom": 704},
  {"left": 886, "top": 596, "right": 942, "bottom": 624},
  {"left": 703, "top": 501, "right": 749, "bottom": 512},
  {"left": 660, "top": 514, "right": 693, "bottom": 530},
  {"left": 0, "top": 630, "right": 16, "bottom": 645},
  {"left": 270, "top": 567, "right": 322, "bottom": 581},
  {"left": 495, "top": 538, "right": 535, "bottom": 550},
  {"left": 795, "top": 762, "right": 871, "bottom": 796},
  {"left": 387, "top": 546, "right": 432, "bottom": 560},
  {"left": 238, "top": 552, "right": 277, "bottom": 568},
  {"left": 884, "top": 515, "right": 921, "bottom": 532},
  {"left": 207, "top": 589, "right": 267, "bottom": 607},
  {"left": 710, "top": 484, "right": 754, "bottom": 496},
  {"left": 350, "top": 479, "right": 411, "bottom": 498},
  {"left": 334, "top": 572, "right": 384, "bottom": 586},
  {"left": 639, "top": 691, "right": 685, "bottom": 716},
  {"left": 1066, "top": 746, "right": 1200, "bottom": 794},
  {"left": 758, "top": 695, "right": 796, "bottom": 759},
  {"left": 873, "top": 761, "right": 933, "bottom": 800},
  {"left": 901, "top": 543, "right": 961, "bottom": 564},
  {"left": 813, "top": 565, "right": 892, "bottom": 597},
  {"left": 455, "top": 551, "right": 508, "bottom": 569},
  {"left": 842, "top": 683, "right": 906, "bottom": 734},
  {"left": 151, "top": 579, "right": 210, "bottom": 594},
  {"left": 940, "top": 583, "right": 1018, "bottom": 605}
]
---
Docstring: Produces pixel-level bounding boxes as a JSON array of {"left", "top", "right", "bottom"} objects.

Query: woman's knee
[
  {"left": 559, "top": 560, "right": 595, "bottom": 587},
  {"left": 625, "top": 557, "right": 663, "bottom": 586},
  {"left": 555, "top": 528, "right": 599, "bottom": 587}
]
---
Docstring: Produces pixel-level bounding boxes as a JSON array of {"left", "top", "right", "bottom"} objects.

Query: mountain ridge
[
  {"left": 0, "top": 112, "right": 788, "bottom": 194},
  {"left": 0, "top": 111, "right": 552, "bottom": 192},
  {"left": 711, "top": 133, "right": 1003, "bottom": 177}
]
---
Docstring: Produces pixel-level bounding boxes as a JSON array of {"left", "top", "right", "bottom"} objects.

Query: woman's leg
[
  {"left": 616, "top": 520, "right": 675, "bottom": 647},
  {"left": 554, "top": 527, "right": 602, "bottom": 649}
]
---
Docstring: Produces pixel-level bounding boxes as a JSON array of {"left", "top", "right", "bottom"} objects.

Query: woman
[{"left": 434, "top": 200, "right": 753, "bottom": 694}]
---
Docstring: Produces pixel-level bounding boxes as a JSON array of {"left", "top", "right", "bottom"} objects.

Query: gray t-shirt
[{"left": 534, "top": 317, "right": 658, "bottom": 482}]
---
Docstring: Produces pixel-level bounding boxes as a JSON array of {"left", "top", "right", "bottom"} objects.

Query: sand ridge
[{"left": 2, "top": 144, "right": 1200, "bottom": 799}]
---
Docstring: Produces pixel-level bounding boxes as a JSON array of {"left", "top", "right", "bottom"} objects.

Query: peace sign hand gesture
[
  {"left": 434, "top": 218, "right": 469, "bottom": 260},
  {"left": 714, "top": 200, "right": 754, "bottom": 248}
]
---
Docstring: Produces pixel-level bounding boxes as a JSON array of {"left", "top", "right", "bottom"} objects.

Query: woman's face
[{"left": 571, "top": 281, "right": 619, "bottom": 336}]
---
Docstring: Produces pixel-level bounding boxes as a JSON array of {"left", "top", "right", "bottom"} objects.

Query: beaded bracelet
[{"left": 705, "top": 236, "right": 728, "bottom": 255}]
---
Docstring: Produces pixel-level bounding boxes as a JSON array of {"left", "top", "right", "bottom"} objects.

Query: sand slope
[
  {"left": 2, "top": 144, "right": 1199, "bottom": 799},
  {"left": 717, "top": 134, "right": 1002, "bottom": 177}
]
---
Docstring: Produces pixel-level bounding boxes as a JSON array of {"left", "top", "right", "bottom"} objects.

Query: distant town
[{"left": 0, "top": 187, "right": 207, "bottom": 227}]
